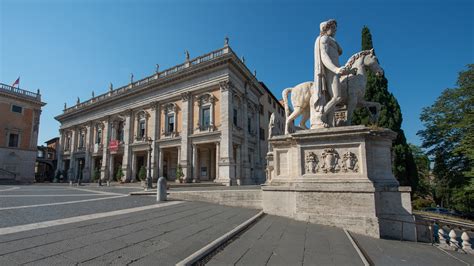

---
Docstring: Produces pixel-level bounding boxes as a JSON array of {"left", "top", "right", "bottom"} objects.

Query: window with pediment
[
  {"left": 78, "top": 128, "right": 86, "bottom": 149},
  {"left": 135, "top": 111, "right": 149, "bottom": 141},
  {"left": 233, "top": 95, "right": 242, "bottom": 130},
  {"left": 196, "top": 93, "right": 215, "bottom": 131},
  {"left": 163, "top": 103, "right": 177, "bottom": 136}
]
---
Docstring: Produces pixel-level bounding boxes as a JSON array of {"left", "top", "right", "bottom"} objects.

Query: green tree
[
  {"left": 418, "top": 64, "right": 473, "bottom": 210},
  {"left": 409, "top": 144, "right": 432, "bottom": 198},
  {"left": 138, "top": 166, "right": 146, "bottom": 181},
  {"left": 115, "top": 165, "right": 124, "bottom": 182},
  {"left": 352, "top": 26, "right": 419, "bottom": 191}
]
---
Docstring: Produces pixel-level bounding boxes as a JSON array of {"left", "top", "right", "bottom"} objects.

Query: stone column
[
  {"left": 108, "top": 155, "right": 114, "bottom": 182},
  {"left": 215, "top": 142, "right": 220, "bottom": 181},
  {"left": 236, "top": 145, "right": 241, "bottom": 185},
  {"left": 218, "top": 81, "right": 234, "bottom": 185},
  {"left": 84, "top": 123, "right": 92, "bottom": 181},
  {"left": 242, "top": 98, "right": 250, "bottom": 184},
  {"left": 69, "top": 128, "right": 77, "bottom": 181},
  {"left": 100, "top": 119, "right": 110, "bottom": 181},
  {"left": 55, "top": 129, "right": 64, "bottom": 175},
  {"left": 180, "top": 92, "right": 191, "bottom": 181},
  {"left": 150, "top": 103, "right": 160, "bottom": 181},
  {"left": 192, "top": 144, "right": 199, "bottom": 182},
  {"left": 158, "top": 148, "right": 164, "bottom": 177},
  {"left": 131, "top": 153, "right": 136, "bottom": 181},
  {"left": 122, "top": 111, "right": 132, "bottom": 182}
]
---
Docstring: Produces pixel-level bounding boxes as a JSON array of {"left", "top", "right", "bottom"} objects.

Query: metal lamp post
[{"left": 145, "top": 137, "right": 153, "bottom": 191}]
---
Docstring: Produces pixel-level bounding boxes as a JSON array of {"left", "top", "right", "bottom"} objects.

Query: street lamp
[{"left": 145, "top": 137, "right": 153, "bottom": 191}]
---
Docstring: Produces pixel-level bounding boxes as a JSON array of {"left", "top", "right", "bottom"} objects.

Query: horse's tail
[{"left": 282, "top": 87, "right": 292, "bottom": 118}]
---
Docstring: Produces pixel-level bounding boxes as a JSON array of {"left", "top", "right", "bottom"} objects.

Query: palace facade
[
  {"left": 0, "top": 83, "right": 45, "bottom": 182},
  {"left": 54, "top": 43, "right": 285, "bottom": 185}
]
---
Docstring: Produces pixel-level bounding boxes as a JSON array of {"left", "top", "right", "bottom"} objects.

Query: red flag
[{"left": 12, "top": 77, "right": 20, "bottom": 87}]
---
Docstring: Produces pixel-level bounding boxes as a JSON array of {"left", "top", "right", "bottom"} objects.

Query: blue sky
[{"left": 1, "top": 0, "right": 473, "bottom": 146}]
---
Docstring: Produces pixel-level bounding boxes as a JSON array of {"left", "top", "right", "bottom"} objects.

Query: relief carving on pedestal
[
  {"left": 321, "top": 148, "right": 340, "bottom": 173},
  {"left": 305, "top": 152, "right": 319, "bottom": 174},
  {"left": 303, "top": 148, "right": 360, "bottom": 175},
  {"left": 341, "top": 151, "right": 359, "bottom": 173}
]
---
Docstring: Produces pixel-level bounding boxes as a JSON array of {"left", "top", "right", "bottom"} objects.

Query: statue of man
[{"left": 310, "top": 19, "right": 349, "bottom": 128}]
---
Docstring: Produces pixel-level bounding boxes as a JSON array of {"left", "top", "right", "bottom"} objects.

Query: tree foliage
[
  {"left": 352, "top": 26, "right": 419, "bottom": 191},
  {"left": 418, "top": 64, "right": 473, "bottom": 211}
]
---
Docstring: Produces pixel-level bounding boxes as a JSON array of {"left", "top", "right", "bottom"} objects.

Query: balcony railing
[
  {"left": 0, "top": 83, "right": 41, "bottom": 101},
  {"left": 63, "top": 47, "right": 231, "bottom": 114}
]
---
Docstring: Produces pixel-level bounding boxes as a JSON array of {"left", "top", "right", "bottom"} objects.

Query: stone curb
[
  {"left": 344, "top": 229, "right": 373, "bottom": 266},
  {"left": 176, "top": 210, "right": 265, "bottom": 266}
]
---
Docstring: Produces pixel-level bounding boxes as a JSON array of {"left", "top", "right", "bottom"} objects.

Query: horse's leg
[
  {"left": 346, "top": 97, "right": 358, "bottom": 126},
  {"left": 299, "top": 106, "right": 310, "bottom": 129},
  {"left": 285, "top": 107, "right": 303, "bottom": 134}
]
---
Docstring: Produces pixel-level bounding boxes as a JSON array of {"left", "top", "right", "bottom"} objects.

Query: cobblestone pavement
[{"left": 0, "top": 185, "right": 258, "bottom": 265}]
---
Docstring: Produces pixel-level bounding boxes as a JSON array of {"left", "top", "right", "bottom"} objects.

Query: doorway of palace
[
  {"left": 161, "top": 147, "right": 178, "bottom": 181},
  {"left": 195, "top": 143, "right": 217, "bottom": 181},
  {"left": 112, "top": 155, "right": 123, "bottom": 181},
  {"left": 135, "top": 153, "right": 146, "bottom": 181},
  {"left": 63, "top": 160, "right": 70, "bottom": 182},
  {"left": 92, "top": 157, "right": 102, "bottom": 180}
]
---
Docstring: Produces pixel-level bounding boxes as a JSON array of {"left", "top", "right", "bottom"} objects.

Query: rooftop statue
[{"left": 282, "top": 19, "right": 384, "bottom": 134}]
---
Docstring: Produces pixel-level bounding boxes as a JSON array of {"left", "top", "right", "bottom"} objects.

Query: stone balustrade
[
  {"left": 63, "top": 47, "right": 230, "bottom": 114},
  {"left": 438, "top": 228, "right": 473, "bottom": 254}
]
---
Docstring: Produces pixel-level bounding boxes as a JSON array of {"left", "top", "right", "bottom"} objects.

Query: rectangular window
[
  {"left": 11, "top": 105, "right": 22, "bottom": 113},
  {"left": 272, "top": 101, "right": 276, "bottom": 109},
  {"left": 118, "top": 121, "right": 124, "bottom": 141},
  {"left": 167, "top": 115, "right": 175, "bottom": 133},
  {"left": 248, "top": 117, "right": 252, "bottom": 133},
  {"left": 259, "top": 104, "right": 264, "bottom": 115},
  {"left": 267, "top": 95, "right": 271, "bottom": 104},
  {"left": 202, "top": 106, "right": 211, "bottom": 129},
  {"left": 96, "top": 128, "right": 102, "bottom": 144},
  {"left": 233, "top": 109, "right": 238, "bottom": 127},
  {"left": 79, "top": 132, "right": 85, "bottom": 148},
  {"left": 139, "top": 120, "right": 146, "bottom": 138},
  {"left": 8, "top": 133, "right": 19, "bottom": 147},
  {"left": 260, "top": 128, "right": 265, "bottom": 140}
]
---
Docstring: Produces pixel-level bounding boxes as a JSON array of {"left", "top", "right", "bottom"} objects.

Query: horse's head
[{"left": 364, "top": 49, "right": 384, "bottom": 76}]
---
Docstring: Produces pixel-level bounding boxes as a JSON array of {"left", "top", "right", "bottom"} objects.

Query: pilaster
[
  {"left": 217, "top": 81, "right": 234, "bottom": 185},
  {"left": 122, "top": 110, "right": 132, "bottom": 182},
  {"left": 100, "top": 119, "right": 110, "bottom": 181},
  {"left": 180, "top": 92, "right": 191, "bottom": 181}
]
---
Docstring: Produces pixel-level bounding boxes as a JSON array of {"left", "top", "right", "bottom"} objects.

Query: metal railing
[
  {"left": 0, "top": 83, "right": 41, "bottom": 100},
  {"left": 63, "top": 47, "right": 230, "bottom": 114}
]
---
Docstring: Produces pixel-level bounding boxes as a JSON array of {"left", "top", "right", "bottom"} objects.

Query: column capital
[{"left": 181, "top": 92, "right": 191, "bottom": 102}]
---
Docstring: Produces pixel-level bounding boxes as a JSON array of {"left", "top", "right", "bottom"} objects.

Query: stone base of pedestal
[{"left": 263, "top": 126, "right": 416, "bottom": 240}]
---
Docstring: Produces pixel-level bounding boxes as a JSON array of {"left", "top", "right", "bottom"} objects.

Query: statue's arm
[{"left": 320, "top": 38, "right": 340, "bottom": 74}]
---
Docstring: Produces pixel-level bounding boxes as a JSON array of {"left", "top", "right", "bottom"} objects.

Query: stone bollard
[
  {"left": 438, "top": 228, "right": 450, "bottom": 249},
  {"left": 449, "top": 229, "right": 461, "bottom": 251},
  {"left": 157, "top": 177, "right": 167, "bottom": 202},
  {"left": 461, "top": 232, "right": 474, "bottom": 254}
]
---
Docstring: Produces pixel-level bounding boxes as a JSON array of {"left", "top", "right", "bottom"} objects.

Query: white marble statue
[{"left": 282, "top": 20, "right": 383, "bottom": 134}]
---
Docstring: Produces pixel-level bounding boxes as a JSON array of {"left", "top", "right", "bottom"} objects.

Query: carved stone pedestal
[{"left": 262, "top": 125, "right": 415, "bottom": 240}]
